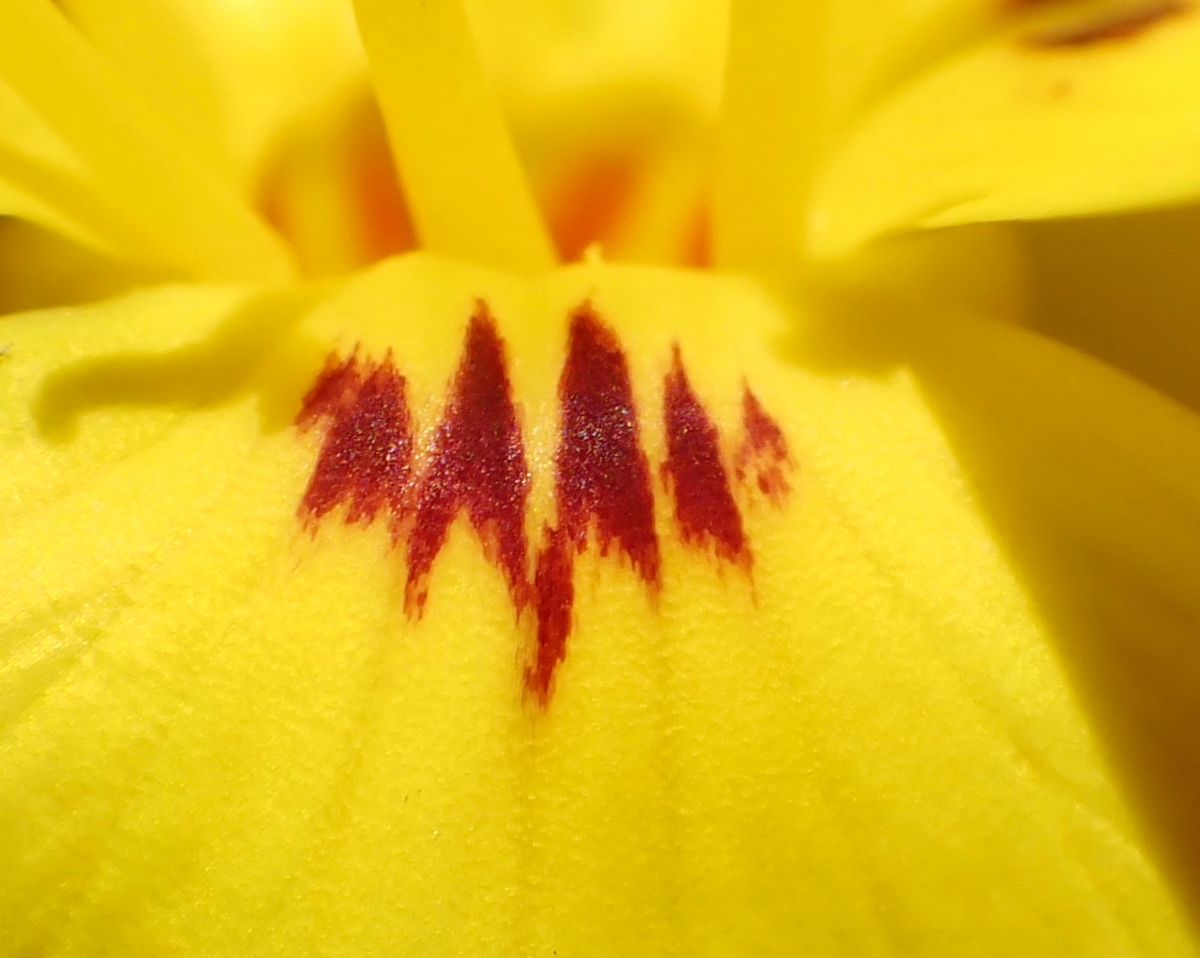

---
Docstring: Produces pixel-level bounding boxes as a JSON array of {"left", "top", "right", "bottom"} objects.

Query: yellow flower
[{"left": 3, "top": 0, "right": 1200, "bottom": 954}]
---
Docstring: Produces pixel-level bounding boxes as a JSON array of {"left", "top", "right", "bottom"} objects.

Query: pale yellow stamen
[
  {"left": 713, "top": 0, "right": 825, "bottom": 276},
  {"left": 351, "top": 0, "right": 556, "bottom": 275}
]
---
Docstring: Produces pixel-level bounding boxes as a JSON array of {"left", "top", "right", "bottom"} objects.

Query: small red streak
[
  {"left": 527, "top": 303, "right": 661, "bottom": 705},
  {"left": 297, "top": 351, "right": 413, "bottom": 529},
  {"left": 734, "top": 385, "right": 793, "bottom": 505},
  {"left": 662, "top": 345, "right": 750, "bottom": 569},
  {"left": 405, "top": 302, "right": 532, "bottom": 618},
  {"left": 1028, "top": 0, "right": 1188, "bottom": 45}
]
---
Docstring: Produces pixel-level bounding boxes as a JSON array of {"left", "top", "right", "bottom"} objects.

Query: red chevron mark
[
  {"left": 527, "top": 303, "right": 661, "bottom": 705},
  {"left": 296, "top": 303, "right": 793, "bottom": 708},
  {"left": 735, "top": 384, "right": 792, "bottom": 505},
  {"left": 297, "top": 350, "right": 413, "bottom": 530},
  {"left": 405, "top": 301, "right": 532, "bottom": 619},
  {"left": 662, "top": 345, "right": 750, "bottom": 571}
]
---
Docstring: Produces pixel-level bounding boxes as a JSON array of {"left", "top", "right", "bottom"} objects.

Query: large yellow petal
[
  {"left": 808, "top": 276, "right": 1200, "bottom": 917},
  {"left": 2, "top": 256, "right": 1197, "bottom": 953},
  {"left": 809, "top": 0, "right": 1200, "bottom": 258}
]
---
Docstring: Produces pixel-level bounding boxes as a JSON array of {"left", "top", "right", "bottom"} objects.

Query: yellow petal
[
  {"left": 0, "top": 0, "right": 294, "bottom": 282},
  {"left": 0, "top": 217, "right": 163, "bottom": 315},
  {"left": 0, "top": 75, "right": 116, "bottom": 255},
  {"left": 352, "top": 0, "right": 556, "bottom": 273},
  {"left": 466, "top": 0, "right": 727, "bottom": 267},
  {"left": 883, "top": 304, "right": 1200, "bottom": 921},
  {"left": 466, "top": 0, "right": 729, "bottom": 133},
  {"left": 255, "top": 89, "right": 417, "bottom": 279},
  {"left": 809, "top": 0, "right": 1200, "bottom": 258},
  {"left": 56, "top": 0, "right": 368, "bottom": 192},
  {"left": 2, "top": 256, "right": 1197, "bottom": 953}
]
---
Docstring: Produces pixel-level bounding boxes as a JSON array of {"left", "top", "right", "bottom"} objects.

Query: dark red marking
[
  {"left": 526, "top": 303, "right": 661, "bottom": 705},
  {"left": 1028, "top": 0, "right": 1188, "bottom": 46},
  {"left": 661, "top": 345, "right": 750, "bottom": 570},
  {"left": 296, "top": 350, "right": 364, "bottom": 431},
  {"left": 734, "top": 384, "right": 793, "bottom": 505},
  {"left": 405, "top": 302, "right": 531, "bottom": 618},
  {"left": 297, "top": 350, "right": 414, "bottom": 529}
]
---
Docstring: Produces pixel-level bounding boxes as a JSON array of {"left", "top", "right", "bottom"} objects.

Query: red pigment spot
[
  {"left": 662, "top": 345, "right": 750, "bottom": 569},
  {"left": 297, "top": 351, "right": 413, "bottom": 529},
  {"left": 1028, "top": 0, "right": 1188, "bottom": 45},
  {"left": 526, "top": 303, "right": 661, "bottom": 705},
  {"left": 734, "top": 384, "right": 793, "bottom": 505},
  {"left": 405, "top": 302, "right": 531, "bottom": 618},
  {"left": 296, "top": 349, "right": 363, "bottom": 431}
]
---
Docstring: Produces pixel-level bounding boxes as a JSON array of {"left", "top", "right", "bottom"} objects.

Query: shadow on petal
[
  {"left": 792, "top": 302, "right": 1200, "bottom": 934},
  {"left": 34, "top": 280, "right": 333, "bottom": 441}
]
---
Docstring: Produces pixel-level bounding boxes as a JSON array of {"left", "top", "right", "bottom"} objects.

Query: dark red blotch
[
  {"left": 662, "top": 345, "right": 750, "bottom": 570},
  {"left": 297, "top": 350, "right": 414, "bottom": 529},
  {"left": 405, "top": 301, "right": 532, "bottom": 618},
  {"left": 526, "top": 303, "right": 661, "bottom": 705},
  {"left": 1028, "top": 0, "right": 1188, "bottom": 46},
  {"left": 734, "top": 384, "right": 793, "bottom": 504}
]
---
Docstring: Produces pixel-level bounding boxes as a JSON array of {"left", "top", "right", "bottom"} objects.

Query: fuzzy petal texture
[{"left": 1, "top": 255, "right": 1198, "bottom": 955}]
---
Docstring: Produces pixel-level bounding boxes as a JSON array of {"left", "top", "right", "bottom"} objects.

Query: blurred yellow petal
[
  {"left": 0, "top": 217, "right": 163, "bottom": 314},
  {"left": 353, "top": 0, "right": 555, "bottom": 272},
  {"left": 467, "top": 0, "right": 729, "bottom": 134},
  {"left": 0, "top": 0, "right": 294, "bottom": 282},
  {"left": 0, "top": 74, "right": 119, "bottom": 255},
  {"left": 810, "top": 0, "right": 1200, "bottom": 258},
  {"left": 256, "top": 89, "right": 416, "bottom": 278},
  {"left": 417, "top": 0, "right": 724, "bottom": 267},
  {"left": 56, "top": 0, "right": 367, "bottom": 192},
  {"left": 2, "top": 255, "right": 1198, "bottom": 953}
]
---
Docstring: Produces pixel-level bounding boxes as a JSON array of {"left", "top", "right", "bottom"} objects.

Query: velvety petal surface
[{"left": 1, "top": 254, "right": 1197, "bottom": 955}]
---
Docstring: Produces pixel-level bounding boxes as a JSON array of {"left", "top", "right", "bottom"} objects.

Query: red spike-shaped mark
[
  {"left": 527, "top": 303, "right": 661, "bottom": 704},
  {"left": 662, "top": 344, "right": 750, "bottom": 569},
  {"left": 405, "top": 302, "right": 532, "bottom": 617},
  {"left": 296, "top": 349, "right": 364, "bottom": 431},
  {"left": 734, "top": 384, "right": 792, "bottom": 504},
  {"left": 297, "top": 350, "right": 414, "bottom": 529}
]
